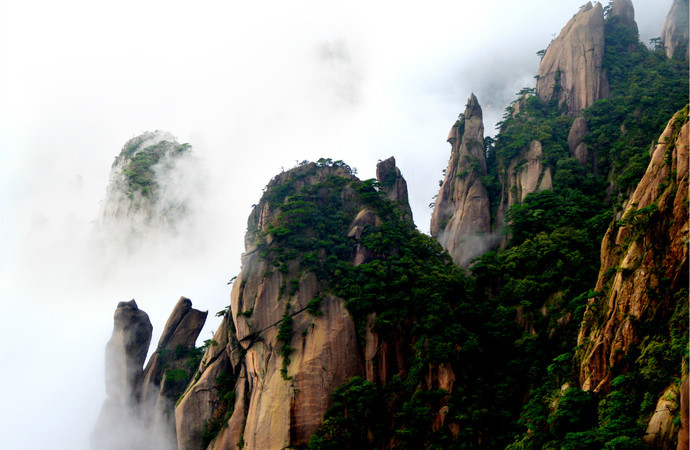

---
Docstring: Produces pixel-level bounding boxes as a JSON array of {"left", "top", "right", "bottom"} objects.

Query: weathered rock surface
[
  {"left": 678, "top": 375, "right": 689, "bottom": 450},
  {"left": 644, "top": 383, "right": 680, "bottom": 448},
  {"left": 611, "top": 0, "right": 638, "bottom": 35},
  {"left": 568, "top": 116, "right": 590, "bottom": 165},
  {"left": 376, "top": 156, "right": 413, "bottom": 222},
  {"left": 93, "top": 298, "right": 207, "bottom": 450},
  {"left": 430, "top": 94, "right": 492, "bottom": 267},
  {"left": 661, "top": 0, "right": 689, "bottom": 59},
  {"left": 141, "top": 297, "right": 207, "bottom": 446},
  {"left": 92, "top": 300, "right": 153, "bottom": 449},
  {"left": 507, "top": 140, "right": 552, "bottom": 206},
  {"left": 174, "top": 161, "right": 432, "bottom": 449},
  {"left": 536, "top": 2, "right": 609, "bottom": 115},
  {"left": 176, "top": 164, "right": 374, "bottom": 450},
  {"left": 577, "top": 108, "right": 689, "bottom": 393},
  {"left": 105, "top": 300, "right": 153, "bottom": 407}
]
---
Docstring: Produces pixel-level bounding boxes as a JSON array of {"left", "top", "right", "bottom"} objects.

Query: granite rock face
[
  {"left": 176, "top": 164, "right": 368, "bottom": 450},
  {"left": 92, "top": 298, "right": 207, "bottom": 450},
  {"left": 175, "top": 161, "right": 444, "bottom": 449},
  {"left": 376, "top": 156, "right": 413, "bottom": 222},
  {"left": 92, "top": 300, "right": 153, "bottom": 449},
  {"left": 643, "top": 383, "right": 681, "bottom": 448},
  {"left": 661, "top": 0, "right": 689, "bottom": 59},
  {"left": 536, "top": 2, "right": 609, "bottom": 115},
  {"left": 611, "top": 0, "right": 638, "bottom": 35},
  {"left": 141, "top": 297, "right": 207, "bottom": 446},
  {"left": 577, "top": 108, "right": 689, "bottom": 399},
  {"left": 568, "top": 116, "right": 590, "bottom": 165},
  {"left": 430, "top": 94, "right": 492, "bottom": 267},
  {"left": 497, "top": 140, "right": 553, "bottom": 223}
]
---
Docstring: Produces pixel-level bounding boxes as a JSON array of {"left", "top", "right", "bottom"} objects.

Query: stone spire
[
  {"left": 430, "top": 93, "right": 491, "bottom": 267},
  {"left": 536, "top": 2, "right": 609, "bottom": 115}
]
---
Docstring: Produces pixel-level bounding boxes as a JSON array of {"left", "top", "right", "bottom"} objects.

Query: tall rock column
[
  {"left": 140, "top": 297, "right": 208, "bottom": 447},
  {"left": 536, "top": 2, "right": 609, "bottom": 115},
  {"left": 91, "top": 300, "right": 153, "bottom": 449},
  {"left": 430, "top": 93, "right": 491, "bottom": 267}
]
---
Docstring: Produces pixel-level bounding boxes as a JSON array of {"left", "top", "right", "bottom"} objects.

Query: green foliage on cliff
[
  {"left": 120, "top": 135, "right": 191, "bottom": 197},
  {"left": 479, "top": 14, "right": 689, "bottom": 449},
  {"left": 242, "top": 9, "right": 688, "bottom": 448}
]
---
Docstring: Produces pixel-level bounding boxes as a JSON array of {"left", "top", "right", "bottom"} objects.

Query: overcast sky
[{"left": 0, "top": 0, "right": 672, "bottom": 448}]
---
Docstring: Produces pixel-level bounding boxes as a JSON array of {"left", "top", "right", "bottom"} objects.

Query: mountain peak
[{"left": 536, "top": 1, "right": 609, "bottom": 114}]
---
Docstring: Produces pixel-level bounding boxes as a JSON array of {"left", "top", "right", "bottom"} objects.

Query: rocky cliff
[
  {"left": 92, "top": 300, "right": 153, "bottom": 449},
  {"left": 611, "top": 0, "right": 637, "bottom": 34},
  {"left": 92, "top": 298, "right": 207, "bottom": 449},
  {"left": 175, "top": 159, "right": 421, "bottom": 449},
  {"left": 661, "top": 0, "right": 689, "bottom": 59},
  {"left": 496, "top": 138, "right": 553, "bottom": 227},
  {"left": 91, "top": 3, "right": 689, "bottom": 448},
  {"left": 577, "top": 106, "right": 688, "bottom": 392},
  {"left": 430, "top": 94, "right": 491, "bottom": 267},
  {"left": 536, "top": 2, "right": 609, "bottom": 115},
  {"left": 376, "top": 156, "right": 413, "bottom": 222},
  {"left": 577, "top": 107, "right": 688, "bottom": 444}
]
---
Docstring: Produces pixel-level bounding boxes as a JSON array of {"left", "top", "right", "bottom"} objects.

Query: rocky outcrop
[
  {"left": 174, "top": 160, "right": 430, "bottom": 449},
  {"left": 536, "top": 2, "right": 609, "bottom": 115},
  {"left": 644, "top": 383, "right": 681, "bottom": 447},
  {"left": 500, "top": 140, "right": 553, "bottom": 214},
  {"left": 568, "top": 116, "right": 590, "bottom": 165},
  {"left": 376, "top": 156, "right": 413, "bottom": 222},
  {"left": 678, "top": 375, "right": 689, "bottom": 450},
  {"left": 92, "top": 298, "right": 207, "bottom": 450},
  {"left": 611, "top": 0, "right": 638, "bottom": 35},
  {"left": 430, "top": 94, "right": 491, "bottom": 267},
  {"left": 96, "top": 131, "right": 204, "bottom": 259},
  {"left": 141, "top": 297, "right": 207, "bottom": 446},
  {"left": 92, "top": 300, "right": 153, "bottom": 449},
  {"left": 661, "top": 0, "right": 689, "bottom": 59},
  {"left": 577, "top": 107, "right": 689, "bottom": 393},
  {"left": 176, "top": 163, "right": 371, "bottom": 450}
]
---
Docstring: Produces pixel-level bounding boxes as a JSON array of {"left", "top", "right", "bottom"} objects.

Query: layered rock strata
[
  {"left": 430, "top": 94, "right": 491, "bottom": 267},
  {"left": 536, "top": 2, "right": 609, "bottom": 115}
]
